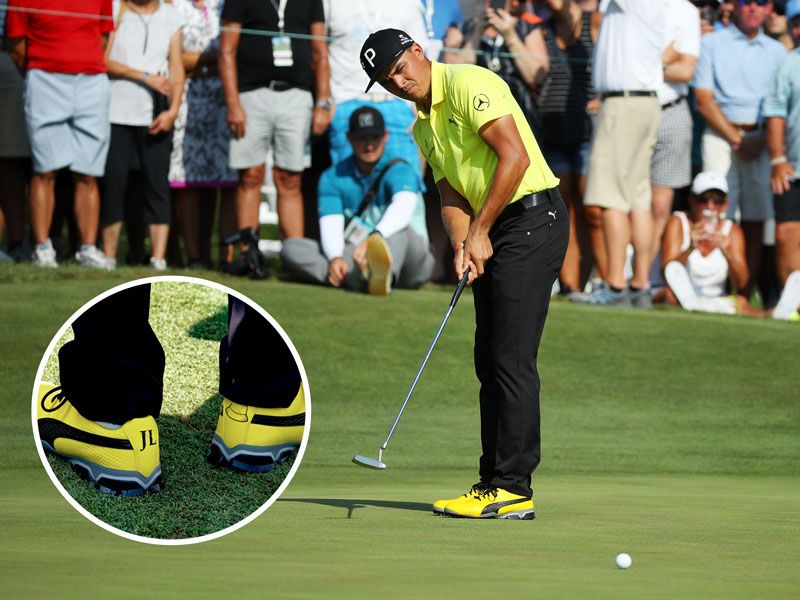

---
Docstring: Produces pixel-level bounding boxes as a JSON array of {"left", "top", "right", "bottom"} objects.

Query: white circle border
[{"left": 31, "top": 275, "right": 312, "bottom": 546}]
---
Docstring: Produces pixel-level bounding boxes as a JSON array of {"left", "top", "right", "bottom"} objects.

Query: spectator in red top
[{"left": 6, "top": 0, "right": 113, "bottom": 268}]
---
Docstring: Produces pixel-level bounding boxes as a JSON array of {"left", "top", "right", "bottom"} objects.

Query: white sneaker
[
  {"left": 149, "top": 257, "right": 167, "bottom": 271},
  {"left": 32, "top": 239, "right": 58, "bottom": 268},
  {"left": 75, "top": 244, "right": 115, "bottom": 270},
  {"left": 773, "top": 271, "right": 800, "bottom": 320}
]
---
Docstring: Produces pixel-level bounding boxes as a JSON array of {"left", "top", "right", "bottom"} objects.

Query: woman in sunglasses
[{"left": 659, "top": 171, "right": 753, "bottom": 314}]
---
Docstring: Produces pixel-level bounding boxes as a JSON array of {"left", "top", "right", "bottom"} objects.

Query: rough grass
[{"left": 1, "top": 268, "right": 798, "bottom": 597}]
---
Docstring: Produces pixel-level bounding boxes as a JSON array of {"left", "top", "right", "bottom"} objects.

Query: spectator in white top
[
  {"left": 573, "top": 0, "right": 665, "bottom": 308},
  {"left": 662, "top": 170, "right": 800, "bottom": 318},
  {"left": 102, "top": 0, "right": 186, "bottom": 269},
  {"left": 649, "top": 0, "right": 700, "bottom": 287},
  {"left": 325, "top": 0, "right": 429, "bottom": 171},
  {"left": 661, "top": 171, "right": 750, "bottom": 314}
]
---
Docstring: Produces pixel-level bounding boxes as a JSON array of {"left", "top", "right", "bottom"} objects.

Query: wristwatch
[{"left": 315, "top": 98, "right": 333, "bottom": 111}]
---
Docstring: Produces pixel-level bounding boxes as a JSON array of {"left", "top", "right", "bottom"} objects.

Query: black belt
[
  {"left": 266, "top": 80, "right": 295, "bottom": 91},
  {"left": 661, "top": 96, "right": 685, "bottom": 111},
  {"left": 600, "top": 90, "right": 657, "bottom": 100},
  {"left": 495, "top": 187, "right": 561, "bottom": 227},
  {"left": 519, "top": 187, "right": 560, "bottom": 208}
]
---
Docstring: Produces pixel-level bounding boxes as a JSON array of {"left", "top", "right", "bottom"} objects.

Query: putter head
[{"left": 352, "top": 454, "right": 387, "bottom": 470}]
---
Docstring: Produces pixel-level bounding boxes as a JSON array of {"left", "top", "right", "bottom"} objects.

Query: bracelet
[
  {"left": 140, "top": 72, "right": 148, "bottom": 83},
  {"left": 454, "top": 240, "right": 465, "bottom": 252},
  {"left": 770, "top": 155, "right": 788, "bottom": 166}
]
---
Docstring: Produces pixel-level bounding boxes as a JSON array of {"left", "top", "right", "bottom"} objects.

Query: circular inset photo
[{"left": 32, "top": 276, "right": 310, "bottom": 544}]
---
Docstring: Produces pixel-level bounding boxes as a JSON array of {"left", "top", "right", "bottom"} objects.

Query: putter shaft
[{"left": 380, "top": 272, "right": 469, "bottom": 451}]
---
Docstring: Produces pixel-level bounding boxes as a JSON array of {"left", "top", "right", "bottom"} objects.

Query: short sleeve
[
  {"left": 448, "top": 68, "right": 514, "bottom": 134},
  {"left": 382, "top": 161, "right": 421, "bottom": 197},
  {"left": 763, "top": 54, "right": 794, "bottom": 119},
  {"left": 310, "top": 0, "right": 324, "bottom": 24},
  {"left": 4, "top": 0, "right": 29, "bottom": 38},
  {"left": 317, "top": 168, "right": 344, "bottom": 218},
  {"left": 220, "top": 0, "right": 244, "bottom": 23},
  {"left": 100, "top": 0, "right": 114, "bottom": 33},
  {"left": 693, "top": 33, "right": 715, "bottom": 90}
]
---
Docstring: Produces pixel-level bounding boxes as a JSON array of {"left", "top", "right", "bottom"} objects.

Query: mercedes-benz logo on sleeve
[{"left": 473, "top": 94, "right": 490, "bottom": 111}]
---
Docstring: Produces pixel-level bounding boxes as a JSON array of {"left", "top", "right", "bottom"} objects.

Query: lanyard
[{"left": 268, "top": 0, "right": 289, "bottom": 32}]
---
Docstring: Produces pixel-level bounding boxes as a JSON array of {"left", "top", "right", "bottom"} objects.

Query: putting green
[{"left": 1, "top": 270, "right": 798, "bottom": 598}]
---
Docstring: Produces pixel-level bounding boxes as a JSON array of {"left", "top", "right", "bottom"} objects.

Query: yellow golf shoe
[
  {"left": 443, "top": 485, "right": 535, "bottom": 520},
  {"left": 208, "top": 386, "right": 305, "bottom": 473},
  {"left": 432, "top": 482, "right": 493, "bottom": 516},
  {"left": 36, "top": 382, "right": 161, "bottom": 496}
]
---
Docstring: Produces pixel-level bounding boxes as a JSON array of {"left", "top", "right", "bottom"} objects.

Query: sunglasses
[
  {"left": 696, "top": 192, "right": 727, "bottom": 205},
  {"left": 738, "top": 0, "right": 770, "bottom": 6}
]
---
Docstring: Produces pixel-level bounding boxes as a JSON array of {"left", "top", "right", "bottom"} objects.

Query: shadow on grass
[
  {"left": 188, "top": 307, "right": 228, "bottom": 341},
  {"left": 280, "top": 498, "right": 430, "bottom": 517}
]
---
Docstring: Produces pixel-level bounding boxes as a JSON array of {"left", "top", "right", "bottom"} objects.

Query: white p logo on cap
[
  {"left": 358, "top": 113, "right": 374, "bottom": 128},
  {"left": 363, "top": 48, "right": 376, "bottom": 68}
]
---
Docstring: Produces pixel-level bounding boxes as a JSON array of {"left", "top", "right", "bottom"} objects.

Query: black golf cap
[
  {"left": 349, "top": 106, "right": 385, "bottom": 137},
  {"left": 360, "top": 28, "right": 415, "bottom": 93}
]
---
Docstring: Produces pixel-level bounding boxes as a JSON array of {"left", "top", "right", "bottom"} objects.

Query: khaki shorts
[
  {"left": 584, "top": 96, "right": 660, "bottom": 212},
  {"left": 229, "top": 86, "right": 312, "bottom": 172}
]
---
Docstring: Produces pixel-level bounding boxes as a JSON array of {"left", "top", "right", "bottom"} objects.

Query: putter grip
[{"left": 449, "top": 271, "right": 469, "bottom": 307}]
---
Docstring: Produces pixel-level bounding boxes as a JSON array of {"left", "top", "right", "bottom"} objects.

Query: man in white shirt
[
  {"left": 650, "top": 0, "right": 700, "bottom": 286},
  {"left": 574, "top": 0, "right": 665, "bottom": 308},
  {"left": 324, "top": 0, "right": 429, "bottom": 171}
]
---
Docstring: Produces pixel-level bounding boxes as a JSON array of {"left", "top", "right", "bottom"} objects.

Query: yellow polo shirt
[{"left": 414, "top": 61, "right": 558, "bottom": 214}]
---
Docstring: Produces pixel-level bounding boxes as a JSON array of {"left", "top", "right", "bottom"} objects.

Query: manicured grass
[
  {"left": 38, "top": 281, "right": 296, "bottom": 539},
  {"left": 1, "top": 266, "right": 798, "bottom": 597}
]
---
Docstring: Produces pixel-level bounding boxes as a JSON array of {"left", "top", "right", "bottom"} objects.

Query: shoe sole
[
  {"left": 42, "top": 441, "right": 162, "bottom": 496},
  {"left": 207, "top": 434, "right": 298, "bottom": 473},
  {"left": 367, "top": 235, "right": 392, "bottom": 296},
  {"left": 440, "top": 507, "right": 535, "bottom": 520}
]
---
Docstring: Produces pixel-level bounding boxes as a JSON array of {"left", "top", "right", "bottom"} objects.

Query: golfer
[{"left": 360, "top": 29, "right": 568, "bottom": 519}]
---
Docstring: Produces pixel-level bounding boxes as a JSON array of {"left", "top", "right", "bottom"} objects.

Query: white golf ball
[{"left": 615, "top": 553, "right": 632, "bottom": 569}]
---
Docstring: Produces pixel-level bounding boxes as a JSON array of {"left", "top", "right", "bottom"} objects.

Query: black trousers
[
  {"left": 218, "top": 295, "right": 301, "bottom": 409},
  {"left": 59, "top": 286, "right": 301, "bottom": 424},
  {"left": 472, "top": 192, "right": 568, "bottom": 497},
  {"left": 102, "top": 124, "right": 171, "bottom": 225}
]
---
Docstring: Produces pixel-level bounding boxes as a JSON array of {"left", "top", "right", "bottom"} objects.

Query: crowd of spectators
[{"left": 1, "top": 0, "right": 800, "bottom": 315}]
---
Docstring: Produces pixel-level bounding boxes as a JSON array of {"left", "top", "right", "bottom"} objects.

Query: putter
[{"left": 353, "top": 271, "right": 470, "bottom": 470}]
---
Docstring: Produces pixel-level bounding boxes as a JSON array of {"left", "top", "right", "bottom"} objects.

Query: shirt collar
[
  {"left": 730, "top": 24, "right": 768, "bottom": 46},
  {"left": 417, "top": 61, "right": 445, "bottom": 120}
]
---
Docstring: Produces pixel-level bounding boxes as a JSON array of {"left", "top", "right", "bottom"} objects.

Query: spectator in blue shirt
[
  {"left": 765, "top": 0, "right": 800, "bottom": 301},
  {"left": 281, "top": 106, "right": 434, "bottom": 295},
  {"left": 695, "top": 0, "right": 787, "bottom": 301}
]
